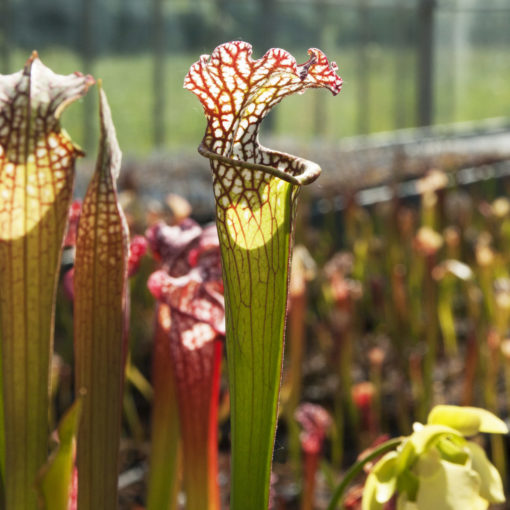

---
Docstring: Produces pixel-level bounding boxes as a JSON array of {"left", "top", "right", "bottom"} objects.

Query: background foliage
[{"left": 1, "top": 0, "right": 509, "bottom": 155}]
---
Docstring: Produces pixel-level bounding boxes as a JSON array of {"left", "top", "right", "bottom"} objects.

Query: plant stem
[
  {"left": 301, "top": 452, "right": 319, "bottom": 510},
  {"left": 147, "top": 304, "right": 180, "bottom": 510},
  {"left": 283, "top": 287, "right": 306, "bottom": 477},
  {"left": 326, "top": 438, "right": 403, "bottom": 510},
  {"left": 170, "top": 313, "right": 222, "bottom": 510},
  {"left": 74, "top": 85, "right": 129, "bottom": 509}
]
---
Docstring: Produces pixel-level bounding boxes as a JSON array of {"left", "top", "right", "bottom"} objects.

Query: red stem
[
  {"left": 301, "top": 452, "right": 319, "bottom": 510},
  {"left": 169, "top": 310, "right": 221, "bottom": 510},
  {"left": 208, "top": 339, "right": 222, "bottom": 508}
]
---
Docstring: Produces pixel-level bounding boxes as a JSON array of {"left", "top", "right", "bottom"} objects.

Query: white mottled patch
[
  {"left": 4, "top": 163, "right": 14, "bottom": 176},
  {"left": 221, "top": 50, "right": 233, "bottom": 65},
  {"left": 221, "top": 114, "right": 234, "bottom": 131},
  {"left": 209, "top": 83, "right": 220, "bottom": 97},
  {"left": 55, "top": 146, "right": 68, "bottom": 158},
  {"left": 224, "top": 168, "right": 235, "bottom": 181},
  {"left": 257, "top": 90, "right": 273, "bottom": 104},
  {"left": 232, "top": 90, "right": 244, "bottom": 106},
  {"left": 254, "top": 104, "right": 266, "bottom": 115},
  {"left": 236, "top": 59, "right": 251, "bottom": 77}
]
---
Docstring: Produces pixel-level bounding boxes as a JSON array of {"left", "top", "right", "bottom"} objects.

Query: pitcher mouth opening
[{"left": 198, "top": 142, "right": 322, "bottom": 187}]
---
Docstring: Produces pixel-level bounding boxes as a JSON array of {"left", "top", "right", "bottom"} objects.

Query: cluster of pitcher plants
[{"left": 0, "top": 41, "right": 507, "bottom": 510}]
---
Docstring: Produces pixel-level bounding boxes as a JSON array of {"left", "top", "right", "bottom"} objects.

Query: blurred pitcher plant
[
  {"left": 147, "top": 219, "right": 225, "bottom": 510},
  {"left": 282, "top": 245, "right": 317, "bottom": 475},
  {"left": 0, "top": 54, "right": 93, "bottom": 508},
  {"left": 0, "top": 52, "right": 133, "bottom": 509},
  {"left": 295, "top": 402, "right": 332, "bottom": 510}
]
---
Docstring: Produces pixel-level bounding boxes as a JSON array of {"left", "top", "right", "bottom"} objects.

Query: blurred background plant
[
  {"left": 2, "top": 0, "right": 510, "bottom": 508},
  {"left": 52, "top": 162, "right": 510, "bottom": 508},
  {"left": 1, "top": 0, "right": 509, "bottom": 155}
]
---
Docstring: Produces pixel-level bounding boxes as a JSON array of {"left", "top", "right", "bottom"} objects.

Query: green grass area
[{"left": 8, "top": 45, "right": 510, "bottom": 157}]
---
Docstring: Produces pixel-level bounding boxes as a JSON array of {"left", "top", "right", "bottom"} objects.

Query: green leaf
[
  {"left": 35, "top": 397, "right": 83, "bottom": 510},
  {"left": 466, "top": 441, "right": 505, "bottom": 503},
  {"left": 414, "top": 458, "right": 487, "bottom": 510},
  {"left": 185, "top": 40, "right": 342, "bottom": 510},
  {"left": 427, "top": 406, "right": 508, "bottom": 436},
  {"left": 396, "top": 424, "right": 460, "bottom": 475},
  {"left": 436, "top": 437, "right": 469, "bottom": 465},
  {"left": 408, "top": 424, "right": 462, "bottom": 456},
  {"left": 327, "top": 437, "right": 402, "bottom": 510},
  {"left": 0, "top": 53, "right": 93, "bottom": 509},
  {"left": 396, "top": 469, "right": 419, "bottom": 502},
  {"left": 414, "top": 447, "right": 442, "bottom": 478},
  {"left": 125, "top": 356, "right": 153, "bottom": 402},
  {"left": 396, "top": 440, "right": 417, "bottom": 475},
  {"left": 373, "top": 451, "right": 398, "bottom": 504},
  {"left": 362, "top": 471, "right": 384, "bottom": 510},
  {"left": 398, "top": 499, "right": 419, "bottom": 510},
  {"left": 74, "top": 82, "right": 129, "bottom": 509}
]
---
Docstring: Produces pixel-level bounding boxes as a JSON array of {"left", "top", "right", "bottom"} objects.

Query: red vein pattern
[
  {"left": 184, "top": 41, "right": 341, "bottom": 160},
  {"left": 73, "top": 87, "right": 129, "bottom": 509},
  {"left": 185, "top": 41, "right": 342, "bottom": 510},
  {"left": 185, "top": 41, "right": 342, "bottom": 250},
  {"left": 147, "top": 220, "right": 224, "bottom": 510},
  {"left": 0, "top": 53, "right": 93, "bottom": 509}
]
